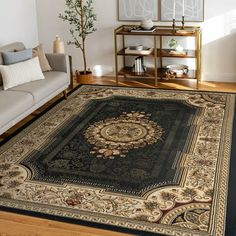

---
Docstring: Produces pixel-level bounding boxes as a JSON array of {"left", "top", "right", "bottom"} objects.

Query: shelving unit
[{"left": 114, "top": 25, "right": 202, "bottom": 89}]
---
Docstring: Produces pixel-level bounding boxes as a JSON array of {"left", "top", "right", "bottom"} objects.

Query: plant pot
[{"left": 76, "top": 70, "right": 93, "bottom": 84}]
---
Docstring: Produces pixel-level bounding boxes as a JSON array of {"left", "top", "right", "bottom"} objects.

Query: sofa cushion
[
  {"left": 0, "top": 42, "right": 26, "bottom": 87},
  {"left": 2, "top": 48, "right": 32, "bottom": 65},
  {"left": 0, "top": 90, "right": 34, "bottom": 128},
  {"left": 33, "top": 44, "right": 52, "bottom": 72},
  {"left": 10, "top": 71, "right": 68, "bottom": 103},
  {"left": 0, "top": 57, "right": 45, "bottom": 90}
]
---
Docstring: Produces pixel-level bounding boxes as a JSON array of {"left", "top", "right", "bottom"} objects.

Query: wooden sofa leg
[{"left": 63, "top": 90, "right": 67, "bottom": 99}]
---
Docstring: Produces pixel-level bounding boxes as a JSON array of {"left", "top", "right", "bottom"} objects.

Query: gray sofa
[{"left": 0, "top": 42, "right": 71, "bottom": 135}]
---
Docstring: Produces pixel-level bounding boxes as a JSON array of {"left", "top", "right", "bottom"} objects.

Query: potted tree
[{"left": 59, "top": 0, "right": 97, "bottom": 84}]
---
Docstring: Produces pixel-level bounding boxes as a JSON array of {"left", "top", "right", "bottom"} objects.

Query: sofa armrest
[
  {"left": 45, "top": 53, "right": 69, "bottom": 73},
  {"left": 46, "top": 54, "right": 73, "bottom": 89}
]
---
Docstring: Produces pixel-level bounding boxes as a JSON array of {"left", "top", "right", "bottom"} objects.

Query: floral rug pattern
[
  {"left": 85, "top": 111, "right": 163, "bottom": 159},
  {"left": 0, "top": 85, "right": 235, "bottom": 236}
]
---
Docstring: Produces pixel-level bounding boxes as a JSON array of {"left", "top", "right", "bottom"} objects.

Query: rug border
[
  {"left": 225, "top": 96, "right": 236, "bottom": 236},
  {"left": 79, "top": 83, "right": 236, "bottom": 95},
  {"left": 1, "top": 84, "right": 236, "bottom": 236}
]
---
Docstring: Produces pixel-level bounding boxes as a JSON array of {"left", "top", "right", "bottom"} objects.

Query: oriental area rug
[{"left": 0, "top": 85, "right": 236, "bottom": 236}]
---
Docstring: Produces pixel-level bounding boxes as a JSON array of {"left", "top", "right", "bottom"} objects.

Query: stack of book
[{"left": 132, "top": 57, "right": 146, "bottom": 74}]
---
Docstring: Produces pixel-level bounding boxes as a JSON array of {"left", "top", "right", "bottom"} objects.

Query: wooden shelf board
[
  {"left": 158, "top": 49, "right": 196, "bottom": 58},
  {"left": 117, "top": 48, "right": 196, "bottom": 58},
  {"left": 116, "top": 26, "right": 199, "bottom": 37},
  {"left": 117, "top": 49, "right": 154, "bottom": 57},
  {"left": 118, "top": 67, "right": 155, "bottom": 78},
  {"left": 118, "top": 67, "right": 196, "bottom": 80}
]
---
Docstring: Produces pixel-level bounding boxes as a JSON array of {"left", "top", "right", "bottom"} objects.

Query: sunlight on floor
[
  {"left": 200, "top": 82, "right": 217, "bottom": 88},
  {"left": 158, "top": 82, "right": 193, "bottom": 90},
  {"left": 131, "top": 81, "right": 156, "bottom": 88}
]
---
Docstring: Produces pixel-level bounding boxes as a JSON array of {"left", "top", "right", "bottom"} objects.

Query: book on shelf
[
  {"left": 125, "top": 46, "right": 153, "bottom": 55},
  {"left": 130, "top": 26, "right": 157, "bottom": 33},
  {"left": 132, "top": 57, "right": 146, "bottom": 74}
]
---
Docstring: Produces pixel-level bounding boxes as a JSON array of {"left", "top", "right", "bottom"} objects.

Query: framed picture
[
  {"left": 161, "top": 0, "right": 204, "bottom": 22},
  {"left": 118, "top": 0, "right": 158, "bottom": 21}
]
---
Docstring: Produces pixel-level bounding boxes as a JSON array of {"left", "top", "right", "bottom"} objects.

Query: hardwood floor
[
  {"left": 0, "top": 211, "right": 130, "bottom": 236},
  {"left": 94, "top": 76, "right": 236, "bottom": 92},
  {"left": 0, "top": 77, "right": 236, "bottom": 236}
]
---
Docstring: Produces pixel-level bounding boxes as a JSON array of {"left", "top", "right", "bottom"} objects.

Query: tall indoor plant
[{"left": 59, "top": 0, "right": 97, "bottom": 83}]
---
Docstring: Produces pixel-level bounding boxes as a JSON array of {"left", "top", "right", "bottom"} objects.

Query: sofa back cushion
[
  {"left": 0, "top": 42, "right": 26, "bottom": 86},
  {"left": 33, "top": 44, "right": 52, "bottom": 72},
  {"left": 2, "top": 48, "right": 32, "bottom": 65}
]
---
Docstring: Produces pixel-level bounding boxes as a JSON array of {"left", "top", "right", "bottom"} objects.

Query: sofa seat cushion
[
  {"left": 10, "top": 71, "right": 68, "bottom": 104},
  {"left": 0, "top": 90, "right": 34, "bottom": 128}
]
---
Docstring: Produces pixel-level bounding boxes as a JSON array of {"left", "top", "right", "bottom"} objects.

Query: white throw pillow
[{"left": 0, "top": 57, "right": 45, "bottom": 90}]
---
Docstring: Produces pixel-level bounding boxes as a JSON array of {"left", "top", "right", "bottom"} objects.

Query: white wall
[
  {"left": 36, "top": 0, "right": 236, "bottom": 82},
  {"left": 0, "top": 0, "right": 39, "bottom": 47},
  {"left": 36, "top": 0, "right": 118, "bottom": 76},
  {"left": 202, "top": 3, "right": 236, "bottom": 82}
]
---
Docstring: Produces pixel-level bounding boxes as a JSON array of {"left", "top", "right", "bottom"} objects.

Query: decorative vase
[
  {"left": 76, "top": 70, "right": 93, "bottom": 84},
  {"left": 140, "top": 19, "right": 154, "bottom": 30},
  {"left": 53, "top": 36, "right": 65, "bottom": 54}
]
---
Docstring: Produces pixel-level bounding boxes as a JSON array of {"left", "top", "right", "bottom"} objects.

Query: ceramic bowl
[{"left": 140, "top": 19, "right": 154, "bottom": 30}]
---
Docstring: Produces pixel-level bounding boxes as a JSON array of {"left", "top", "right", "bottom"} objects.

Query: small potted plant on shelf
[{"left": 59, "top": 0, "right": 97, "bottom": 84}]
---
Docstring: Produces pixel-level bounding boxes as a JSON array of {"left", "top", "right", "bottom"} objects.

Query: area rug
[{"left": 0, "top": 85, "right": 235, "bottom": 236}]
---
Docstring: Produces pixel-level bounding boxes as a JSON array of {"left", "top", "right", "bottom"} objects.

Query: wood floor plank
[{"left": 0, "top": 212, "right": 130, "bottom": 236}]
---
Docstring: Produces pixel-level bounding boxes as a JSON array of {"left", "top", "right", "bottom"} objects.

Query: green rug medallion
[{"left": 0, "top": 85, "right": 235, "bottom": 236}]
